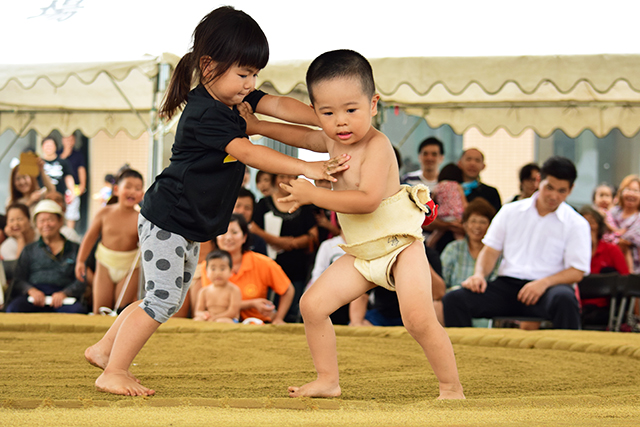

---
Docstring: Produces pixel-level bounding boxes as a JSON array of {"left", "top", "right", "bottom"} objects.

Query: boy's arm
[
  {"left": 193, "top": 289, "right": 210, "bottom": 321},
  {"left": 240, "top": 102, "right": 327, "bottom": 153},
  {"left": 225, "top": 137, "right": 347, "bottom": 183},
  {"left": 75, "top": 210, "right": 103, "bottom": 281},
  {"left": 255, "top": 94, "right": 319, "bottom": 127},
  {"left": 278, "top": 137, "right": 391, "bottom": 214}
]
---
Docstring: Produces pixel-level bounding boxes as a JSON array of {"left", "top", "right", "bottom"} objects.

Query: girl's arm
[
  {"left": 37, "top": 158, "right": 56, "bottom": 193},
  {"left": 225, "top": 137, "right": 347, "bottom": 183},
  {"left": 240, "top": 102, "right": 327, "bottom": 153},
  {"left": 255, "top": 94, "right": 319, "bottom": 127},
  {"left": 75, "top": 209, "right": 104, "bottom": 281}
]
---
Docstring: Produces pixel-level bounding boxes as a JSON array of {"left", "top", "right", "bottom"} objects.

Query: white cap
[{"left": 33, "top": 199, "right": 63, "bottom": 218}]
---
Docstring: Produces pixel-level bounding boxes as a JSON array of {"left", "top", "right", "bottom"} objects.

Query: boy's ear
[
  {"left": 112, "top": 184, "right": 119, "bottom": 197},
  {"left": 371, "top": 94, "right": 381, "bottom": 116}
]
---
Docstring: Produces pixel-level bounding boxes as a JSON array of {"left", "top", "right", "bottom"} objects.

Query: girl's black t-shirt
[{"left": 141, "top": 86, "right": 266, "bottom": 242}]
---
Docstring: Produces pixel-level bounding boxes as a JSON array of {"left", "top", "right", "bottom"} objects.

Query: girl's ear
[{"left": 199, "top": 56, "right": 214, "bottom": 76}]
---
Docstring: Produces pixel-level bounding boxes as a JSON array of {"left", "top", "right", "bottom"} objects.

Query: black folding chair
[
  {"left": 614, "top": 273, "right": 640, "bottom": 332},
  {"left": 577, "top": 272, "right": 620, "bottom": 331}
]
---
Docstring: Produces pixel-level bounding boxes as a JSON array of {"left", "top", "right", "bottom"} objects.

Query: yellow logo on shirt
[{"left": 224, "top": 154, "right": 238, "bottom": 163}]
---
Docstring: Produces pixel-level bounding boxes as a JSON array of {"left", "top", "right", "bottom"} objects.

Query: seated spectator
[
  {"left": 75, "top": 169, "right": 144, "bottom": 314},
  {"left": 0, "top": 214, "right": 6, "bottom": 246},
  {"left": 442, "top": 156, "right": 590, "bottom": 330},
  {"left": 510, "top": 163, "right": 540, "bottom": 202},
  {"left": 233, "top": 187, "right": 267, "bottom": 255},
  {"left": 592, "top": 183, "right": 615, "bottom": 214},
  {"left": 349, "top": 244, "right": 446, "bottom": 327},
  {"left": 435, "top": 198, "right": 500, "bottom": 325},
  {"left": 255, "top": 170, "right": 275, "bottom": 198},
  {"left": 602, "top": 175, "right": 640, "bottom": 272},
  {"left": 193, "top": 250, "right": 242, "bottom": 323},
  {"left": 252, "top": 174, "right": 318, "bottom": 322},
  {"left": 43, "top": 191, "right": 81, "bottom": 244},
  {"left": 7, "top": 161, "right": 55, "bottom": 214},
  {"left": 427, "top": 163, "right": 467, "bottom": 248},
  {"left": 1, "top": 203, "right": 37, "bottom": 262},
  {"left": 195, "top": 214, "right": 294, "bottom": 324},
  {"left": 5, "top": 199, "right": 87, "bottom": 313},
  {"left": 400, "top": 137, "right": 444, "bottom": 188},
  {"left": 579, "top": 205, "right": 629, "bottom": 326}
]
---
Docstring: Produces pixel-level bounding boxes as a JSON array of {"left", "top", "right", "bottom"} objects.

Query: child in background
[
  {"left": 93, "top": 174, "right": 115, "bottom": 206},
  {"left": 193, "top": 250, "right": 241, "bottom": 323},
  {"left": 82, "top": 6, "right": 346, "bottom": 397},
  {"left": 255, "top": 170, "right": 275, "bottom": 198},
  {"left": 242, "top": 49, "right": 464, "bottom": 399},
  {"left": 75, "top": 169, "right": 144, "bottom": 315},
  {"left": 427, "top": 163, "right": 467, "bottom": 248}
]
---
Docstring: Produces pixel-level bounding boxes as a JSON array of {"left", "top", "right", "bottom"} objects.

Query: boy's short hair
[
  {"left": 306, "top": 49, "right": 375, "bottom": 104},
  {"left": 540, "top": 156, "right": 577, "bottom": 187},
  {"left": 116, "top": 168, "right": 144, "bottom": 185},
  {"left": 206, "top": 249, "right": 233, "bottom": 269},
  {"left": 418, "top": 137, "right": 444, "bottom": 156}
]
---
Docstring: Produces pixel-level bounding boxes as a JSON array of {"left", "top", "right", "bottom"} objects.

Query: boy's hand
[
  {"left": 238, "top": 101, "right": 261, "bottom": 135},
  {"left": 278, "top": 178, "right": 316, "bottom": 213},
  {"left": 304, "top": 154, "right": 350, "bottom": 183},
  {"left": 461, "top": 274, "right": 487, "bottom": 293}
]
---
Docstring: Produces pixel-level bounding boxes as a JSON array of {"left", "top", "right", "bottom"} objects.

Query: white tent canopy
[
  {"left": 2, "top": 53, "right": 639, "bottom": 143},
  {"left": 0, "top": 53, "right": 180, "bottom": 139},
  {"left": 257, "top": 54, "right": 640, "bottom": 138}
]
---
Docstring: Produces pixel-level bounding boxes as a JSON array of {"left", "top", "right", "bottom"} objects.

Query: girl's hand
[
  {"left": 238, "top": 101, "right": 261, "bottom": 134},
  {"left": 304, "top": 154, "right": 350, "bottom": 182},
  {"left": 278, "top": 178, "right": 315, "bottom": 213}
]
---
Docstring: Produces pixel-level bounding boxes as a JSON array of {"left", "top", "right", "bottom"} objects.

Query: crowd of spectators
[{"left": 0, "top": 135, "right": 636, "bottom": 331}]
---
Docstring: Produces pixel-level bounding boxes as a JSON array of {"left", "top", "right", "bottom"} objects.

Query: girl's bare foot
[
  {"left": 437, "top": 386, "right": 465, "bottom": 400},
  {"left": 95, "top": 370, "right": 155, "bottom": 396},
  {"left": 288, "top": 379, "right": 341, "bottom": 398},
  {"left": 85, "top": 344, "right": 140, "bottom": 383}
]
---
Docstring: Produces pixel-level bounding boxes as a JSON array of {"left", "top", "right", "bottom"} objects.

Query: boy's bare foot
[
  {"left": 95, "top": 370, "right": 155, "bottom": 396},
  {"left": 288, "top": 379, "right": 341, "bottom": 398},
  {"left": 85, "top": 345, "right": 139, "bottom": 383}
]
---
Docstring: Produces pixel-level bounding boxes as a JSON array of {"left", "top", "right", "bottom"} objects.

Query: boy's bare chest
[{"left": 327, "top": 144, "right": 365, "bottom": 191}]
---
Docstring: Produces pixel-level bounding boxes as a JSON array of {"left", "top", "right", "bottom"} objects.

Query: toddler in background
[
  {"left": 427, "top": 163, "right": 467, "bottom": 248},
  {"left": 193, "top": 250, "right": 241, "bottom": 323}
]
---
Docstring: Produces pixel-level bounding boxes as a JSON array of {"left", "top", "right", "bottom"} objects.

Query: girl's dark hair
[
  {"left": 9, "top": 165, "right": 38, "bottom": 204},
  {"left": 579, "top": 205, "right": 607, "bottom": 240},
  {"left": 206, "top": 249, "right": 233, "bottom": 269},
  {"left": 6, "top": 202, "right": 31, "bottom": 221},
  {"left": 160, "top": 6, "right": 269, "bottom": 119},
  {"left": 229, "top": 213, "right": 251, "bottom": 253},
  {"left": 438, "top": 163, "right": 464, "bottom": 183}
]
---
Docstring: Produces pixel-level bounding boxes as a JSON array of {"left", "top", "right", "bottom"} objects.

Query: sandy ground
[{"left": 1, "top": 313, "right": 640, "bottom": 426}]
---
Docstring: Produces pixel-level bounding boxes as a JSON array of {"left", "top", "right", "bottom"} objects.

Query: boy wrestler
[{"left": 241, "top": 49, "right": 464, "bottom": 400}]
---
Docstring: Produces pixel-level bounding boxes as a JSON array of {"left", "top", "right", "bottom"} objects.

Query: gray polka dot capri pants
[{"left": 137, "top": 215, "right": 200, "bottom": 323}]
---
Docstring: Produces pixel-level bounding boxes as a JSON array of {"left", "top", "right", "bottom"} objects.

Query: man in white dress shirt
[{"left": 442, "top": 156, "right": 590, "bottom": 329}]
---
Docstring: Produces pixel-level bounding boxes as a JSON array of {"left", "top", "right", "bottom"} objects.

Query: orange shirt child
[{"left": 199, "top": 251, "right": 291, "bottom": 321}]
